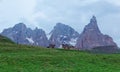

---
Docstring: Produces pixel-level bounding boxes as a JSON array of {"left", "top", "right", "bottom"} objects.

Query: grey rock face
[
  {"left": 76, "top": 16, "right": 117, "bottom": 50},
  {"left": 49, "top": 23, "right": 79, "bottom": 48},
  {"left": 1, "top": 23, "right": 48, "bottom": 47}
]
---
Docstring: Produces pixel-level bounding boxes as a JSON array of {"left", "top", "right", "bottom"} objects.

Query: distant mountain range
[
  {"left": 1, "top": 23, "right": 49, "bottom": 47},
  {"left": 1, "top": 16, "right": 118, "bottom": 50}
]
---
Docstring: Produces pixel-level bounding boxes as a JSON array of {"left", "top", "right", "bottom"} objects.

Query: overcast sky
[{"left": 0, "top": 0, "right": 120, "bottom": 46}]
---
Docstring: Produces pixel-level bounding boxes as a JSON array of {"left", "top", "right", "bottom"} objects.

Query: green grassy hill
[
  {"left": 0, "top": 36, "right": 120, "bottom": 72},
  {"left": 0, "top": 35, "right": 14, "bottom": 44}
]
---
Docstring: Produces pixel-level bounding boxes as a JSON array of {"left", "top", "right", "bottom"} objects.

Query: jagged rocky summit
[
  {"left": 76, "top": 16, "right": 117, "bottom": 50},
  {"left": 1, "top": 23, "right": 49, "bottom": 47},
  {"left": 1, "top": 16, "right": 118, "bottom": 50},
  {"left": 49, "top": 23, "right": 79, "bottom": 48}
]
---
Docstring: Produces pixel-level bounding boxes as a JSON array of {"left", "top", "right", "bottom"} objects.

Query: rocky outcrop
[
  {"left": 76, "top": 16, "right": 117, "bottom": 50},
  {"left": 1, "top": 23, "right": 48, "bottom": 47},
  {"left": 1, "top": 16, "right": 118, "bottom": 49},
  {"left": 49, "top": 23, "right": 79, "bottom": 48}
]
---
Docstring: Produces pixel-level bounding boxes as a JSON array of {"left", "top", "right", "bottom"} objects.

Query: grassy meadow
[
  {"left": 0, "top": 43, "right": 120, "bottom": 72},
  {"left": 0, "top": 35, "right": 120, "bottom": 72}
]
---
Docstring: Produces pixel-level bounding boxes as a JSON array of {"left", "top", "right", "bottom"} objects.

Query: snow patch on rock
[{"left": 26, "top": 37, "right": 34, "bottom": 44}]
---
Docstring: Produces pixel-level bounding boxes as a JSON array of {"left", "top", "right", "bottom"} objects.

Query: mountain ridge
[
  {"left": 1, "top": 23, "right": 49, "bottom": 47},
  {"left": 1, "top": 16, "right": 118, "bottom": 49},
  {"left": 49, "top": 23, "right": 79, "bottom": 48},
  {"left": 76, "top": 16, "right": 117, "bottom": 50}
]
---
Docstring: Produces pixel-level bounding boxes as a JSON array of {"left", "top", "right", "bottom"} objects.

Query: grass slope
[
  {"left": 0, "top": 43, "right": 120, "bottom": 72},
  {"left": 0, "top": 35, "right": 14, "bottom": 44}
]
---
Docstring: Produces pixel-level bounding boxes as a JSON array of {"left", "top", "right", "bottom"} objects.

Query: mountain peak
[
  {"left": 90, "top": 15, "right": 96, "bottom": 23},
  {"left": 76, "top": 16, "right": 117, "bottom": 49},
  {"left": 49, "top": 23, "right": 79, "bottom": 47},
  {"left": 1, "top": 23, "right": 49, "bottom": 47},
  {"left": 35, "top": 27, "right": 39, "bottom": 30},
  {"left": 56, "top": 22, "right": 63, "bottom": 25},
  {"left": 53, "top": 23, "right": 69, "bottom": 32},
  {"left": 90, "top": 15, "right": 97, "bottom": 27},
  {"left": 14, "top": 23, "right": 26, "bottom": 29},
  {"left": 55, "top": 23, "right": 66, "bottom": 28},
  {"left": 15, "top": 23, "right": 26, "bottom": 26},
  {"left": 83, "top": 16, "right": 100, "bottom": 33}
]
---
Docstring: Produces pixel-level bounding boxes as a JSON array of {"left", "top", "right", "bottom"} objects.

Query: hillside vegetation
[
  {"left": 0, "top": 35, "right": 14, "bottom": 44},
  {"left": 0, "top": 35, "right": 120, "bottom": 72}
]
